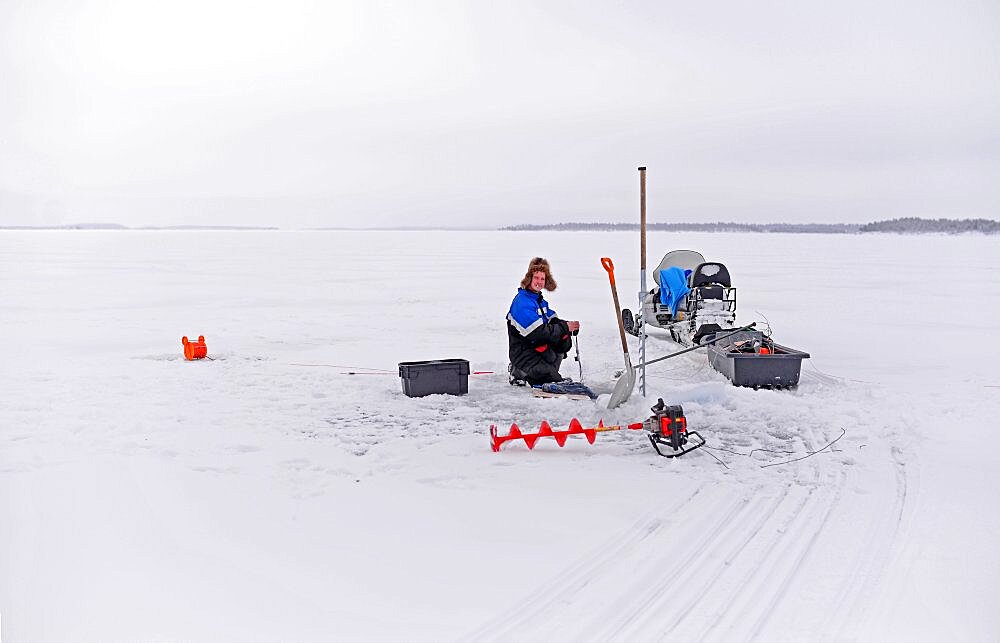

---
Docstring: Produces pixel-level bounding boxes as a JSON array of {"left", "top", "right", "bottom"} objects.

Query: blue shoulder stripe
[{"left": 508, "top": 290, "right": 554, "bottom": 337}]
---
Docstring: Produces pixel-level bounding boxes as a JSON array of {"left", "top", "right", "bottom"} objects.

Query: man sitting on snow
[{"left": 506, "top": 257, "right": 581, "bottom": 385}]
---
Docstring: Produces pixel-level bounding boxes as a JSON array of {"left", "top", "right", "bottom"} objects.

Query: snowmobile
[{"left": 622, "top": 249, "right": 737, "bottom": 346}]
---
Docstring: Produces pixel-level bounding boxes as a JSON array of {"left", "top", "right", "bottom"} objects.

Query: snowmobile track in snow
[
  {"left": 468, "top": 441, "right": 911, "bottom": 642},
  {"left": 465, "top": 487, "right": 709, "bottom": 641}
]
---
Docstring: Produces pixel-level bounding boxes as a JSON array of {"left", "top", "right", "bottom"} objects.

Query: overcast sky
[{"left": 2, "top": 0, "right": 998, "bottom": 227}]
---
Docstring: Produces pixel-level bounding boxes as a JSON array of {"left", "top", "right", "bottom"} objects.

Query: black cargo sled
[{"left": 703, "top": 328, "right": 810, "bottom": 389}]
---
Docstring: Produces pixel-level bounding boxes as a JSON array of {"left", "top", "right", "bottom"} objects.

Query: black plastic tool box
[{"left": 398, "top": 359, "right": 470, "bottom": 397}]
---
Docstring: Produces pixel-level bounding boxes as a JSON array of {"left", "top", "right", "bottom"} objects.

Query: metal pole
[
  {"left": 638, "top": 166, "right": 647, "bottom": 396},
  {"left": 637, "top": 323, "right": 757, "bottom": 369}
]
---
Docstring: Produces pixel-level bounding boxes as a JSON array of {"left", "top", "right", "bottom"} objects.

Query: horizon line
[{"left": 1, "top": 216, "right": 997, "bottom": 232}]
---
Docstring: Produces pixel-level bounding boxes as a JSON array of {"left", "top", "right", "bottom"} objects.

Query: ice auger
[
  {"left": 489, "top": 399, "right": 705, "bottom": 458},
  {"left": 489, "top": 419, "right": 639, "bottom": 452}
]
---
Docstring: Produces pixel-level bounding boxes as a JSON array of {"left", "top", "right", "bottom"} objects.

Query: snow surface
[{"left": 1, "top": 230, "right": 998, "bottom": 641}]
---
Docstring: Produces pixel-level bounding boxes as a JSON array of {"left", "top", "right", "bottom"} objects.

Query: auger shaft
[{"left": 490, "top": 418, "right": 644, "bottom": 452}]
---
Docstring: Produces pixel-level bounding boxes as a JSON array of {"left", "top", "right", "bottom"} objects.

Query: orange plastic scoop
[{"left": 182, "top": 335, "right": 207, "bottom": 360}]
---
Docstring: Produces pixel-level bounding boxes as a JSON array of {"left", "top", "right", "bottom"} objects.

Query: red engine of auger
[{"left": 642, "top": 398, "right": 705, "bottom": 458}]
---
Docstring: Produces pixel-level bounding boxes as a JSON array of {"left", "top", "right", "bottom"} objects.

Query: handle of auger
[
  {"left": 601, "top": 257, "right": 630, "bottom": 355},
  {"left": 596, "top": 423, "right": 646, "bottom": 433}
]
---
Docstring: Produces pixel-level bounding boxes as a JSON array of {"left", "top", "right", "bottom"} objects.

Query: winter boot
[{"left": 508, "top": 363, "right": 529, "bottom": 387}]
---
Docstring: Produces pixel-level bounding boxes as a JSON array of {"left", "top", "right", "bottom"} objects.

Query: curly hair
[{"left": 520, "top": 256, "right": 557, "bottom": 291}]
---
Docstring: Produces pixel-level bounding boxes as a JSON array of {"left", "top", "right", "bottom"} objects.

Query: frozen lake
[{"left": 1, "top": 229, "right": 998, "bottom": 641}]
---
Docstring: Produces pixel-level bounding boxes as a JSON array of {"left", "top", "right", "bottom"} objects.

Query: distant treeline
[
  {"left": 857, "top": 217, "right": 1000, "bottom": 234},
  {"left": 502, "top": 217, "right": 999, "bottom": 234}
]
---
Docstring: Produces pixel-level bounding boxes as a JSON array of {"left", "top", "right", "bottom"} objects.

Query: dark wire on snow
[
  {"left": 700, "top": 448, "right": 730, "bottom": 469},
  {"left": 701, "top": 428, "right": 848, "bottom": 469},
  {"left": 759, "top": 428, "right": 847, "bottom": 468}
]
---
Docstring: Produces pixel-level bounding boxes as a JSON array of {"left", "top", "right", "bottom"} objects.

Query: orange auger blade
[{"left": 490, "top": 418, "right": 645, "bottom": 452}]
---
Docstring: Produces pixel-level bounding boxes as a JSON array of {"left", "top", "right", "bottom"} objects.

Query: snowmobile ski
[{"left": 621, "top": 308, "right": 641, "bottom": 338}]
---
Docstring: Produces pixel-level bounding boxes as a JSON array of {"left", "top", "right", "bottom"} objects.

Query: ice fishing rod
[
  {"left": 340, "top": 370, "right": 495, "bottom": 376},
  {"left": 637, "top": 323, "right": 756, "bottom": 369},
  {"left": 572, "top": 328, "right": 582, "bottom": 381}
]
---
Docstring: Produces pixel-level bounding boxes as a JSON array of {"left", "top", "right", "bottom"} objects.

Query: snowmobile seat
[
  {"left": 689, "top": 262, "right": 731, "bottom": 300},
  {"left": 652, "top": 250, "right": 706, "bottom": 287},
  {"left": 647, "top": 250, "right": 704, "bottom": 317}
]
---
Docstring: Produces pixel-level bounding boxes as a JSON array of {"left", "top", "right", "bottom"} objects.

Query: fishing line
[
  {"left": 288, "top": 362, "right": 493, "bottom": 375},
  {"left": 289, "top": 363, "right": 394, "bottom": 372}
]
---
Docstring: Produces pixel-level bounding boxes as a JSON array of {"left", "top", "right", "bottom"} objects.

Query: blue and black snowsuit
[{"left": 507, "top": 288, "right": 574, "bottom": 384}]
